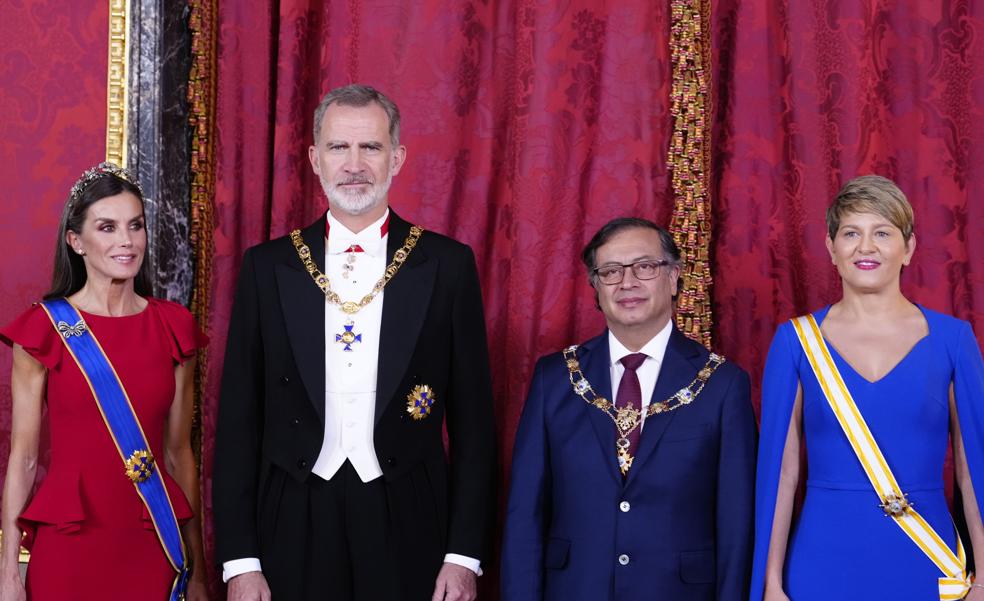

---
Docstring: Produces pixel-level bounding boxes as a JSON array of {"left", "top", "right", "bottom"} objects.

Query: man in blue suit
[{"left": 501, "top": 217, "right": 756, "bottom": 601}]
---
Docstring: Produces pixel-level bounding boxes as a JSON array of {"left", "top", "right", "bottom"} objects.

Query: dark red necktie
[{"left": 615, "top": 353, "right": 648, "bottom": 472}]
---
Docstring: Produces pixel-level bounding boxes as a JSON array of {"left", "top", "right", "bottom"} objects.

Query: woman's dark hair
[{"left": 44, "top": 172, "right": 152, "bottom": 299}]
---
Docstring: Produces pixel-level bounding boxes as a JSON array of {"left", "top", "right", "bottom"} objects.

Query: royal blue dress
[{"left": 749, "top": 306, "right": 984, "bottom": 600}]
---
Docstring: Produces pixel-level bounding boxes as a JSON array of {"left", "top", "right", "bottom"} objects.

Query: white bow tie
[{"left": 328, "top": 230, "right": 387, "bottom": 256}]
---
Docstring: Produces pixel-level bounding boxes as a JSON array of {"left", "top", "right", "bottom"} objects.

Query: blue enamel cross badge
[
  {"left": 406, "top": 384, "right": 436, "bottom": 420},
  {"left": 335, "top": 321, "right": 362, "bottom": 351}
]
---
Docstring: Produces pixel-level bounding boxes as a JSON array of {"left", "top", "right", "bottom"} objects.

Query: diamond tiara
[{"left": 68, "top": 162, "right": 143, "bottom": 203}]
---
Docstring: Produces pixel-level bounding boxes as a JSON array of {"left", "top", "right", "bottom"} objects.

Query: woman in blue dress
[{"left": 750, "top": 175, "right": 984, "bottom": 601}]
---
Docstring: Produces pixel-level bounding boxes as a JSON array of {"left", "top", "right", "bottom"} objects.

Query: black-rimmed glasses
[{"left": 592, "top": 259, "right": 671, "bottom": 285}]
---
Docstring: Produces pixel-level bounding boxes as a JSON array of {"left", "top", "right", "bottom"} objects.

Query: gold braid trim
[
  {"left": 188, "top": 0, "right": 218, "bottom": 464},
  {"left": 668, "top": 0, "right": 713, "bottom": 347}
]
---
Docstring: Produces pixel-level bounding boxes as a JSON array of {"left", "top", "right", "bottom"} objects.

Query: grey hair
[{"left": 312, "top": 84, "right": 401, "bottom": 146}]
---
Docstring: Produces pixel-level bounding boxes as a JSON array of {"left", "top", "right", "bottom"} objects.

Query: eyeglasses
[{"left": 592, "top": 259, "right": 671, "bottom": 285}]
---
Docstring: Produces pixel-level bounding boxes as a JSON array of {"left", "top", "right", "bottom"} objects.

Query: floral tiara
[{"left": 68, "top": 161, "right": 143, "bottom": 204}]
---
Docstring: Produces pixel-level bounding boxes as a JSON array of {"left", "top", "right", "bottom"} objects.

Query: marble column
[{"left": 126, "top": 1, "right": 194, "bottom": 304}]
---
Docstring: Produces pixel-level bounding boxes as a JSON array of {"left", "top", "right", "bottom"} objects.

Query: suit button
[
  {"left": 297, "top": 458, "right": 308, "bottom": 469},
  {"left": 387, "top": 457, "right": 397, "bottom": 466},
  {"left": 280, "top": 375, "right": 290, "bottom": 384},
  {"left": 619, "top": 501, "right": 630, "bottom": 513},
  {"left": 291, "top": 418, "right": 300, "bottom": 427},
  {"left": 618, "top": 554, "right": 630, "bottom": 566}
]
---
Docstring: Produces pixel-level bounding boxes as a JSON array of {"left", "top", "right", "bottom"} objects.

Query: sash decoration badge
[
  {"left": 57, "top": 319, "right": 87, "bottom": 339},
  {"left": 407, "top": 384, "right": 436, "bottom": 420},
  {"left": 125, "top": 449, "right": 155, "bottom": 483},
  {"left": 880, "top": 492, "right": 913, "bottom": 518}
]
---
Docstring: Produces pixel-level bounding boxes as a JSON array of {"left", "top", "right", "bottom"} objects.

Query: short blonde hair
[{"left": 826, "top": 175, "right": 914, "bottom": 241}]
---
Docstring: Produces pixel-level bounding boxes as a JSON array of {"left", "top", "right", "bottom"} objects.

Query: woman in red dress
[{"left": 0, "top": 164, "right": 209, "bottom": 600}]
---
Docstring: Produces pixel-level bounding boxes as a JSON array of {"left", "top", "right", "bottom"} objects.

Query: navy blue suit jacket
[{"left": 501, "top": 328, "right": 757, "bottom": 601}]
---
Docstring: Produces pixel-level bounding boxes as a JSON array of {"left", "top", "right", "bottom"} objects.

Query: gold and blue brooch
[
  {"left": 406, "top": 384, "right": 436, "bottom": 420},
  {"left": 124, "top": 449, "right": 155, "bottom": 483}
]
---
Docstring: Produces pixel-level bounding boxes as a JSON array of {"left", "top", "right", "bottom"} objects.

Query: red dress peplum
[{"left": 0, "top": 298, "right": 207, "bottom": 601}]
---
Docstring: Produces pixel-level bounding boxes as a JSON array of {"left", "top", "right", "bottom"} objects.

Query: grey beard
[{"left": 321, "top": 171, "right": 393, "bottom": 216}]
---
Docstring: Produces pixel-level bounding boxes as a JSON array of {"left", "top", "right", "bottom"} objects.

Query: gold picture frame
[{"left": 106, "top": 0, "right": 130, "bottom": 165}]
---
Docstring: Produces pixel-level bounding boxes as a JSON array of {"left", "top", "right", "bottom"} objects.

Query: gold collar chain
[
  {"left": 289, "top": 225, "right": 424, "bottom": 315},
  {"left": 562, "top": 345, "right": 725, "bottom": 439}
]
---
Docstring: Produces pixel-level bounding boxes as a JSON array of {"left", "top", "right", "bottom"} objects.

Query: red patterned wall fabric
[
  {"left": 2, "top": 2, "right": 983, "bottom": 599},
  {"left": 0, "top": 3, "right": 109, "bottom": 488},
  {"left": 712, "top": 1, "right": 984, "bottom": 407},
  {"left": 204, "top": 0, "right": 673, "bottom": 594},
  {"left": 203, "top": 1, "right": 984, "bottom": 596}
]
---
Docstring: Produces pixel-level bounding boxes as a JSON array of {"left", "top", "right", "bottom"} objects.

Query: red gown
[{"left": 0, "top": 298, "right": 207, "bottom": 601}]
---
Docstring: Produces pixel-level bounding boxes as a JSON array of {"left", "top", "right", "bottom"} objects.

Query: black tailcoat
[{"left": 213, "top": 211, "right": 497, "bottom": 589}]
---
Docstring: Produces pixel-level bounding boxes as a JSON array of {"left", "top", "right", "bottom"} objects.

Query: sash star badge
[
  {"left": 880, "top": 492, "right": 913, "bottom": 517},
  {"left": 406, "top": 384, "right": 436, "bottom": 420},
  {"left": 125, "top": 449, "right": 155, "bottom": 483}
]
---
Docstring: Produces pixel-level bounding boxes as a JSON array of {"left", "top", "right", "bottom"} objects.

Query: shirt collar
[
  {"left": 325, "top": 209, "right": 390, "bottom": 257},
  {"left": 608, "top": 318, "right": 673, "bottom": 368}
]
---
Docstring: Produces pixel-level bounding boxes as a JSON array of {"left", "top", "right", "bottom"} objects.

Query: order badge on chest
[{"left": 335, "top": 320, "right": 362, "bottom": 352}]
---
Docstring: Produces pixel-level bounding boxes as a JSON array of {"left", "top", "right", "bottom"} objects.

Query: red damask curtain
[
  {"left": 200, "top": 0, "right": 984, "bottom": 597},
  {"left": 712, "top": 1, "right": 984, "bottom": 401},
  {"left": 203, "top": 0, "right": 674, "bottom": 594},
  {"left": 0, "top": 3, "right": 110, "bottom": 489}
]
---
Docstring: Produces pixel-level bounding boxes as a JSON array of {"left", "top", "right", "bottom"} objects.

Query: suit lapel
[
  {"left": 577, "top": 334, "right": 623, "bottom": 484},
  {"left": 626, "top": 327, "right": 703, "bottom": 486},
  {"left": 275, "top": 216, "right": 328, "bottom": 424},
  {"left": 375, "top": 212, "right": 435, "bottom": 424}
]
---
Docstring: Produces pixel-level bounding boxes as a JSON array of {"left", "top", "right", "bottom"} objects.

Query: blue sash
[{"left": 40, "top": 299, "right": 188, "bottom": 601}]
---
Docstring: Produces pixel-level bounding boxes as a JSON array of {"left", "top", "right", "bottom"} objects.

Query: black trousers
[{"left": 259, "top": 460, "right": 446, "bottom": 601}]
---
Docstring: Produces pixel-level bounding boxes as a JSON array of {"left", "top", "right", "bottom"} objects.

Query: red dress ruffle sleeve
[{"left": 0, "top": 304, "right": 65, "bottom": 369}]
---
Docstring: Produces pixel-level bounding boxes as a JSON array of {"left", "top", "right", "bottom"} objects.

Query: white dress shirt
[
  {"left": 313, "top": 209, "right": 388, "bottom": 482},
  {"left": 223, "top": 210, "right": 480, "bottom": 581},
  {"left": 608, "top": 319, "right": 673, "bottom": 429}
]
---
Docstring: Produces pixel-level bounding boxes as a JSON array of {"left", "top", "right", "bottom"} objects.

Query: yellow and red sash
[{"left": 792, "top": 315, "right": 970, "bottom": 601}]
